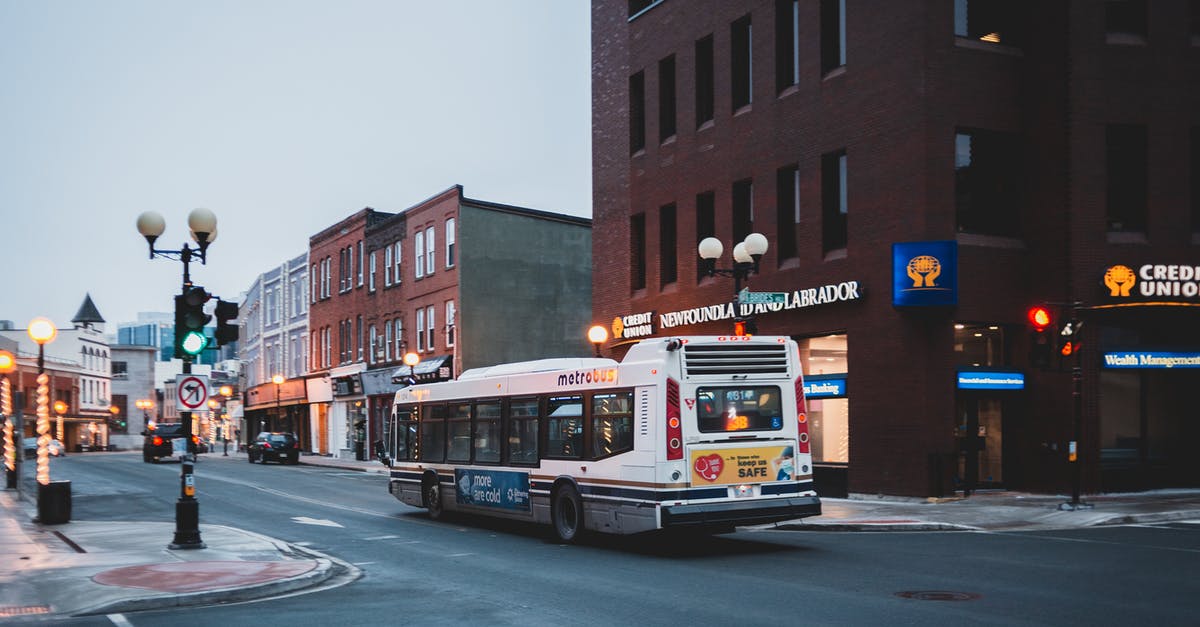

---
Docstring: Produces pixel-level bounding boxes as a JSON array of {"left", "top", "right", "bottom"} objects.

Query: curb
[
  {"left": 1089, "top": 509, "right": 1200, "bottom": 528},
  {"left": 769, "top": 521, "right": 980, "bottom": 532}
]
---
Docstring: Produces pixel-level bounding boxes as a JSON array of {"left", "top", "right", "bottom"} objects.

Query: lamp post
[
  {"left": 272, "top": 374, "right": 284, "bottom": 433},
  {"left": 697, "top": 233, "right": 770, "bottom": 335},
  {"left": 136, "top": 399, "right": 155, "bottom": 431},
  {"left": 403, "top": 352, "right": 420, "bottom": 385},
  {"left": 137, "top": 208, "right": 218, "bottom": 550},
  {"left": 587, "top": 325, "right": 609, "bottom": 358},
  {"left": 218, "top": 385, "right": 233, "bottom": 454},
  {"left": 53, "top": 400, "right": 66, "bottom": 447},
  {"left": 1, "top": 350, "right": 16, "bottom": 489},
  {"left": 28, "top": 317, "right": 69, "bottom": 523}
]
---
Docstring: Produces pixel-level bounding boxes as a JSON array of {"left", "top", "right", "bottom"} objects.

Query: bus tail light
[
  {"left": 795, "top": 377, "right": 810, "bottom": 455},
  {"left": 666, "top": 377, "right": 682, "bottom": 460}
]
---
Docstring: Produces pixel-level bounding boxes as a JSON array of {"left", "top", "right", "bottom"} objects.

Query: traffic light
[
  {"left": 214, "top": 299, "right": 239, "bottom": 346},
  {"left": 1027, "top": 305, "right": 1054, "bottom": 369},
  {"left": 175, "top": 285, "right": 212, "bottom": 358},
  {"left": 1059, "top": 319, "right": 1083, "bottom": 359}
]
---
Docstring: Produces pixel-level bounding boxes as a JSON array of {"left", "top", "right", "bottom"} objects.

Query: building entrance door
[{"left": 956, "top": 396, "right": 1004, "bottom": 495}]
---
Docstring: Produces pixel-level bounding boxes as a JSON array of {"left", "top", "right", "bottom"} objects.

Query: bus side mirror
[{"left": 373, "top": 439, "right": 392, "bottom": 467}]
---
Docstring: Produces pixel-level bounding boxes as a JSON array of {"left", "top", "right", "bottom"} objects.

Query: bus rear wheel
[
  {"left": 424, "top": 477, "right": 445, "bottom": 520},
  {"left": 551, "top": 485, "right": 583, "bottom": 543}
]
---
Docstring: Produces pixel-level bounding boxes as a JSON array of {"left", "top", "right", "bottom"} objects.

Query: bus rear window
[{"left": 696, "top": 386, "right": 784, "bottom": 433}]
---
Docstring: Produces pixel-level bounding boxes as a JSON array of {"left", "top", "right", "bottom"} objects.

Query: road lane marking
[
  {"left": 107, "top": 614, "right": 133, "bottom": 626},
  {"left": 292, "top": 516, "right": 344, "bottom": 528}
]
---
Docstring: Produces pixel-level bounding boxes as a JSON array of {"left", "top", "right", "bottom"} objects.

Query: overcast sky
[{"left": 0, "top": 0, "right": 591, "bottom": 333}]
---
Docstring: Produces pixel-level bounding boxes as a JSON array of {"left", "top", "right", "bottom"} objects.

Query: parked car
[
  {"left": 248, "top": 432, "right": 300, "bottom": 465},
  {"left": 22, "top": 437, "right": 66, "bottom": 459},
  {"left": 142, "top": 423, "right": 199, "bottom": 463}
]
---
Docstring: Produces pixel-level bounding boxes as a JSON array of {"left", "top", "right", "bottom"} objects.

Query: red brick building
[
  {"left": 592, "top": 0, "right": 1200, "bottom": 496},
  {"left": 310, "top": 187, "right": 592, "bottom": 459}
]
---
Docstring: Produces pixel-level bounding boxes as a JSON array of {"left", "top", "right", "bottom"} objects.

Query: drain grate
[
  {"left": 895, "top": 591, "right": 981, "bottom": 601},
  {"left": 0, "top": 605, "right": 51, "bottom": 617}
]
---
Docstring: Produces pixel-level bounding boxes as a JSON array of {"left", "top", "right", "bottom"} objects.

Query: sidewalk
[{"left": 0, "top": 487, "right": 358, "bottom": 621}]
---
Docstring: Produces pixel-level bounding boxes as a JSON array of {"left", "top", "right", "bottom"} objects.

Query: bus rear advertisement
[{"left": 383, "top": 335, "right": 821, "bottom": 542}]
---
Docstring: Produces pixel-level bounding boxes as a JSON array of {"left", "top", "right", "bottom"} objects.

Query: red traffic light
[{"left": 1027, "top": 306, "right": 1052, "bottom": 332}]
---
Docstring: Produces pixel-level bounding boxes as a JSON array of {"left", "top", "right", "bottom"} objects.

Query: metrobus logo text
[{"left": 557, "top": 369, "right": 618, "bottom": 387}]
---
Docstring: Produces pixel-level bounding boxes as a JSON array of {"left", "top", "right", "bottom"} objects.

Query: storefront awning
[
  {"left": 362, "top": 367, "right": 402, "bottom": 396},
  {"left": 392, "top": 355, "right": 453, "bottom": 384}
]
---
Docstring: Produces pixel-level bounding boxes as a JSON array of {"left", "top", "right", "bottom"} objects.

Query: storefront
[
  {"left": 361, "top": 367, "right": 402, "bottom": 461},
  {"left": 328, "top": 364, "right": 365, "bottom": 460},
  {"left": 244, "top": 378, "right": 308, "bottom": 448}
]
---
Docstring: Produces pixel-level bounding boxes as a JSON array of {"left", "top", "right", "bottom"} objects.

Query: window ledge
[
  {"left": 733, "top": 103, "right": 753, "bottom": 118},
  {"left": 953, "top": 36, "right": 1024, "bottom": 57},
  {"left": 1106, "top": 231, "right": 1149, "bottom": 245},
  {"left": 956, "top": 233, "right": 1026, "bottom": 249},
  {"left": 696, "top": 119, "right": 715, "bottom": 133},
  {"left": 660, "top": 134, "right": 677, "bottom": 147},
  {"left": 777, "top": 84, "right": 800, "bottom": 100},
  {"left": 1106, "top": 32, "right": 1147, "bottom": 46},
  {"left": 777, "top": 256, "right": 800, "bottom": 271},
  {"left": 822, "top": 66, "right": 847, "bottom": 81},
  {"left": 631, "top": 148, "right": 646, "bottom": 159},
  {"left": 823, "top": 248, "right": 847, "bottom": 261}
]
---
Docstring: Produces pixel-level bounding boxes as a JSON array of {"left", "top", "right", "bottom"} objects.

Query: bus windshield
[{"left": 696, "top": 386, "right": 784, "bottom": 433}]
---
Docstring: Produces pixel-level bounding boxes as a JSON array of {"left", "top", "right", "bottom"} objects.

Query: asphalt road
[{"left": 40, "top": 452, "right": 1200, "bottom": 626}]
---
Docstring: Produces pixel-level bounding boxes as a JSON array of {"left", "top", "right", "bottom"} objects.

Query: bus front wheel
[
  {"left": 551, "top": 485, "right": 583, "bottom": 543},
  {"left": 424, "top": 477, "right": 445, "bottom": 520}
]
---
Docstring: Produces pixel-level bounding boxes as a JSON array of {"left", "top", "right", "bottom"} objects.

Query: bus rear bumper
[{"left": 660, "top": 495, "right": 822, "bottom": 528}]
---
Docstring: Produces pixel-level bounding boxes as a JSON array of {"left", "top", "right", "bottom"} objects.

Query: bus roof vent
[{"left": 683, "top": 343, "right": 789, "bottom": 376}]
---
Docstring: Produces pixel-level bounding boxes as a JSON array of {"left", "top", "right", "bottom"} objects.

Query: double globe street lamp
[
  {"left": 697, "top": 233, "right": 770, "bottom": 335},
  {"left": 136, "top": 208, "right": 220, "bottom": 550}
]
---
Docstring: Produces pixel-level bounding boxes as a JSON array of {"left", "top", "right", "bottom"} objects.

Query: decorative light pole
[
  {"left": 587, "top": 325, "right": 609, "bottom": 358},
  {"left": 697, "top": 233, "right": 770, "bottom": 335},
  {"left": 53, "top": 400, "right": 66, "bottom": 446},
  {"left": 0, "top": 349, "right": 16, "bottom": 489},
  {"left": 28, "top": 317, "right": 69, "bottom": 523},
  {"left": 137, "top": 208, "right": 218, "bottom": 550},
  {"left": 218, "top": 385, "right": 233, "bottom": 454}
]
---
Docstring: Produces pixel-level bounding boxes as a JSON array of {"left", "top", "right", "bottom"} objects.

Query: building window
[
  {"left": 394, "top": 241, "right": 402, "bottom": 283},
  {"left": 417, "top": 308, "right": 425, "bottom": 352},
  {"left": 630, "top": 213, "right": 646, "bottom": 291},
  {"left": 415, "top": 230, "right": 425, "bottom": 278},
  {"left": 696, "top": 191, "right": 716, "bottom": 282},
  {"left": 357, "top": 241, "right": 364, "bottom": 286},
  {"left": 311, "top": 331, "right": 318, "bottom": 370},
  {"left": 732, "top": 179, "right": 753, "bottom": 244},
  {"left": 395, "top": 318, "right": 404, "bottom": 357},
  {"left": 368, "top": 325, "right": 377, "bottom": 365},
  {"left": 426, "top": 306, "right": 436, "bottom": 352},
  {"left": 311, "top": 265, "right": 318, "bottom": 303},
  {"left": 445, "top": 218, "right": 456, "bottom": 268},
  {"left": 445, "top": 301, "right": 455, "bottom": 347},
  {"left": 356, "top": 315, "right": 363, "bottom": 361},
  {"left": 111, "top": 361, "right": 127, "bottom": 378},
  {"left": 1106, "top": 124, "right": 1148, "bottom": 232},
  {"left": 820, "top": 0, "right": 845, "bottom": 74},
  {"left": 385, "top": 318, "right": 393, "bottom": 362},
  {"left": 954, "top": 0, "right": 1025, "bottom": 47},
  {"left": 1192, "top": 127, "right": 1199, "bottom": 234},
  {"left": 338, "top": 248, "right": 346, "bottom": 293},
  {"left": 822, "top": 150, "right": 848, "bottom": 252},
  {"left": 695, "top": 35, "right": 714, "bottom": 128},
  {"left": 797, "top": 334, "right": 849, "bottom": 464},
  {"left": 955, "top": 129, "right": 1022, "bottom": 237},
  {"left": 384, "top": 245, "right": 393, "bottom": 286},
  {"left": 776, "top": 164, "right": 799, "bottom": 262},
  {"left": 776, "top": 0, "right": 799, "bottom": 92},
  {"left": 1106, "top": 0, "right": 1147, "bottom": 43},
  {"left": 658, "top": 54, "right": 676, "bottom": 142},
  {"left": 425, "top": 226, "right": 435, "bottom": 275},
  {"left": 731, "top": 15, "right": 752, "bottom": 110},
  {"left": 368, "top": 251, "right": 377, "bottom": 292},
  {"left": 660, "top": 203, "right": 677, "bottom": 286},
  {"left": 324, "top": 257, "right": 332, "bottom": 298},
  {"left": 630, "top": 71, "right": 645, "bottom": 154},
  {"left": 628, "top": 0, "right": 658, "bottom": 18}
]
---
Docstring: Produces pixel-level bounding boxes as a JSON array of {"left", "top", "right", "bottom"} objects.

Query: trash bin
[
  {"left": 355, "top": 441, "right": 365, "bottom": 461},
  {"left": 38, "top": 480, "right": 71, "bottom": 525}
]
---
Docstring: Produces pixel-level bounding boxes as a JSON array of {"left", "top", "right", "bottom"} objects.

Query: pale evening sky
[{"left": 0, "top": 0, "right": 591, "bottom": 333}]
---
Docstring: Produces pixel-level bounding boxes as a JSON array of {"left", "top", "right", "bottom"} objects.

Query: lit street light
[
  {"left": 587, "top": 325, "right": 608, "bottom": 358},
  {"left": 28, "top": 317, "right": 69, "bottom": 524},
  {"left": 1, "top": 349, "right": 16, "bottom": 489},
  {"left": 272, "top": 374, "right": 284, "bottom": 433}
]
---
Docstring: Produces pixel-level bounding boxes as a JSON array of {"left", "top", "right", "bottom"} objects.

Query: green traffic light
[{"left": 180, "top": 330, "right": 208, "bottom": 355}]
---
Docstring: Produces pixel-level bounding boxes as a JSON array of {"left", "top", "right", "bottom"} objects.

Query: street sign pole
[{"left": 169, "top": 345, "right": 205, "bottom": 549}]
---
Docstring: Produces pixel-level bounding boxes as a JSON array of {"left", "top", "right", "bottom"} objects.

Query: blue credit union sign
[{"left": 893, "top": 241, "right": 958, "bottom": 307}]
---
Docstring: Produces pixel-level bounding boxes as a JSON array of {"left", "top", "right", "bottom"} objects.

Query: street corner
[{"left": 92, "top": 559, "right": 320, "bottom": 593}]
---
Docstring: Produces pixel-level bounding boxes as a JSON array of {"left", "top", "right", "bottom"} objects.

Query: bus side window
[
  {"left": 447, "top": 403, "right": 471, "bottom": 463},
  {"left": 592, "top": 391, "right": 634, "bottom": 458},
  {"left": 420, "top": 404, "right": 447, "bottom": 463},
  {"left": 546, "top": 395, "right": 583, "bottom": 459},
  {"left": 474, "top": 401, "right": 501, "bottom": 463},
  {"left": 395, "top": 405, "right": 418, "bottom": 461},
  {"left": 508, "top": 398, "right": 539, "bottom": 464}
]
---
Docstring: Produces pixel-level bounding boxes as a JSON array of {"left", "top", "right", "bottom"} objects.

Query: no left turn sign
[{"left": 176, "top": 374, "right": 211, "bottom": 411}]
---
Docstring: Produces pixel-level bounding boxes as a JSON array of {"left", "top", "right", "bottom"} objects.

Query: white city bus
[{"left": 383, "top": 335, "right": 820, "bottom": 542}]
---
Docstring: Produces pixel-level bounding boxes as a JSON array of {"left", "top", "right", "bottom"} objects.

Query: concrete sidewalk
[{"left": 0, "top": 488, "right": 358, "bottom": 621}]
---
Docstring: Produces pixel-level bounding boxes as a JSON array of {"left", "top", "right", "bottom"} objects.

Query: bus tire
[
  {"left": 551, "top": 484, "right": 583, "bottom": 543},
  {"left": 424, "top": 475, "right": 445, "bottom": 521}
]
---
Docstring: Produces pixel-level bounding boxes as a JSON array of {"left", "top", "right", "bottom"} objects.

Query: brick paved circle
[{"left": 93, "top": 560, "right": 317, "bottom": 593}]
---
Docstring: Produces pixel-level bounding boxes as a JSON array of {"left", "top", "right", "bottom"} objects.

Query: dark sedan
[{"left": 248, "top": 432, "right": 300, "bottom": 465}]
